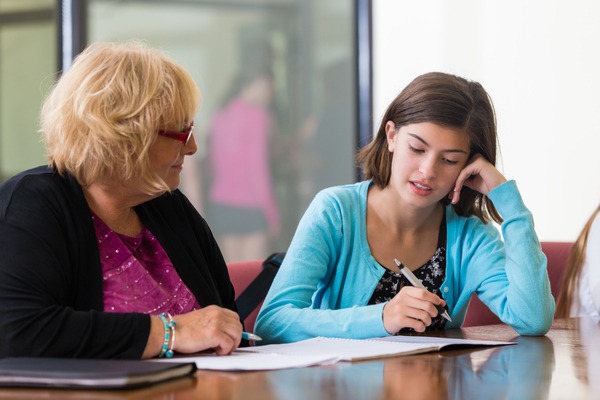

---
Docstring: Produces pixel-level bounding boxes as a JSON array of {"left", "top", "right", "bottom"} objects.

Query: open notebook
[
  {"left": 157, "top": 335, "right": 514, "bottom": 370},
  {"left": 238, "top": 335, "right": 515, "bottom": 362}
]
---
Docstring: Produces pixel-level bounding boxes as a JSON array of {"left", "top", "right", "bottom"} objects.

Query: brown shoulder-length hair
[
  {"left": 356, "top": 71, "right": 501, "bottom": 224},
  {"left": 40, "top": 40, "right": 200, "bottom": 195},
  {"left": 555, "top": 204, "right": 600, "bottom": 318}
]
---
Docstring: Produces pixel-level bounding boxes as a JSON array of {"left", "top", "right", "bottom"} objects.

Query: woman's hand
[
  {"left": 449, "top": 154, "right": 507, "bottom": 204},
  {"left": 382, "top": 286, "right": 447, "bottom": 334},
  {"left": 143, "top": 305, "right": 243, "bottom": 358}
]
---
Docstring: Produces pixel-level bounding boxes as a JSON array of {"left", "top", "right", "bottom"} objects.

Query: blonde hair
[
  {"left": 40, "top": 41, "right": 200, "bottom": 195},
  {"left": 555, "top": 204, "right": 600, "bottom": 318}
]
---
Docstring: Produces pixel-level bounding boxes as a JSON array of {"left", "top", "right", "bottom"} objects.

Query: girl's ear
[{"left": 385, "top": 121, "right": 397, "bottom": 152}]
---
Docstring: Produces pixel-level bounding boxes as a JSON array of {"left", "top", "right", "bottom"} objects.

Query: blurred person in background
[{"left": 206, "top": 53, "right": 280, "bottom": 263}]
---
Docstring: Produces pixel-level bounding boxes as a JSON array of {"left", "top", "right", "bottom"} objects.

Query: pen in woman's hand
[
  {"left": 394, "top": 259, "right": 452, "bottom": 322},
  {"left": 242, "top": 332, "right": 263, "bottom": 341}
]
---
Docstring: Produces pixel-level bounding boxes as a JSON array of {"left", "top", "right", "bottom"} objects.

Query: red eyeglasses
[{"left": 157, "top": 121, "right": 194, "bottom": 145}]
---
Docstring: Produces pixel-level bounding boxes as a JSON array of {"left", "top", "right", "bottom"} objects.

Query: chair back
[
  {"left": 462, "top": 241, "right": 572, "bottom": 327},
  {"left": 227, "top": 260, "right": 266, "bottom": 333}
]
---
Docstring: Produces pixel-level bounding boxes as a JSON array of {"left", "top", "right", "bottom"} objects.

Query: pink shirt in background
[
  {"left": 91, "top": 212, "right": 201, "bottom": 315},
  {"left": 208, "top": 98, "right": 280, "bottom": 232}
]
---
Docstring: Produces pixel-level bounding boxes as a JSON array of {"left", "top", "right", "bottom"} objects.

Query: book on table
[
  {"left": 0, "top": 357, "right": 197, "bottom": 389},
  {"left": 238, "top": 335, "right": 516, "bottom": 362},
  {"left": 154, "top": 335, "right": 515, "bottom": 371}
]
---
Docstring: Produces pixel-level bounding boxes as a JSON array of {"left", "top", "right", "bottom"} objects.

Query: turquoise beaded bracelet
[{"left": 158, "top": 313, "right": 176, "bottom": 358}]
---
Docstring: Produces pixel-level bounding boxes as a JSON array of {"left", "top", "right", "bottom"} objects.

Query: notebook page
[
  {"left": 239, "top": 337, "right": 440, "bottom": 361},
  {"left": 155, "top": 351, "right": 339, "bottom": 371},
  {"left": 373, "top": 335, "right": 515, "bottom": 349}
]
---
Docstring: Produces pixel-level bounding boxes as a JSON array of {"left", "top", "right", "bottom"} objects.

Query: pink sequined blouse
[{"left": 91, "top": 212, "right": 201, "bottom": 315}]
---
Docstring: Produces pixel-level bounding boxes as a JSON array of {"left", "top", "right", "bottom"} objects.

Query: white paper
[
  {"left": 154, "top": 351, "right": 339, "bottom": 371},
  {"left": 240, "top": 336, "right": 515, "bottom": 362},
  {"left": 239, "top": 337, "right": 440, "bottom": 361},
  {"left": 154, "top": 336, "right": 514, "bottom": 370},
  {"left": 374, "top": 335, "right": 515, "bottom": 347}
]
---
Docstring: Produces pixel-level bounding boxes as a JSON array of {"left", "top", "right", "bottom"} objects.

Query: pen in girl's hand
[
  {"left": 394, "top": 258, "right": 452, "bottom": 322},
  {"left": 242, "top": 332, "right": 263, "bottom": 341}
]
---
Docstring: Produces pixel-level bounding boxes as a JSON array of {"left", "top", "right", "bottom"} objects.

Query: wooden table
[{"left": 0, "top": 318, "right": 597, "bottom": 399}]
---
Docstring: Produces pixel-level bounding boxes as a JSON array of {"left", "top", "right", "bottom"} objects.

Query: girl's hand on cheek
[{"left": 449, "top": 154, "right": 507, "bottom": 204}]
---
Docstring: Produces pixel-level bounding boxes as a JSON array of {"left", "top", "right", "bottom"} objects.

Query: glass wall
[
  {"left": 86, "top": 0, "right": 358, "bottom": 262},
  {"left": 0, "top": 0, "right": 57, "bottom": 181}
]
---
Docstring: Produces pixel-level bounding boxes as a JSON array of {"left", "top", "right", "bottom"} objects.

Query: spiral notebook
[
  {"left": 239, "top": 335, "right": 515, "bottom": 362},
  {"left": 155, "top": 336, "right": 515, "bottom": 370}
]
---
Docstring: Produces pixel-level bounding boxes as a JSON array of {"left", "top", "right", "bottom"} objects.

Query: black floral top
[{"left": 368, "top": 212, "right": 448, "bottom": 333}]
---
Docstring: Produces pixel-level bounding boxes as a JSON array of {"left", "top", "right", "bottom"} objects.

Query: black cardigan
[{"left": 0, "top": 166, "right": 237, "bottom": 358}]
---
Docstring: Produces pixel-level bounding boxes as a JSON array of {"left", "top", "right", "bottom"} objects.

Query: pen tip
[{"left": 393, "top": 258, "right": 401, "bottom": 266}]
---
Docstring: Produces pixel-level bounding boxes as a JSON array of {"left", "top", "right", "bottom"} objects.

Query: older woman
[{"left": 0, "top": 41, "right": 242, "bottom": 358}]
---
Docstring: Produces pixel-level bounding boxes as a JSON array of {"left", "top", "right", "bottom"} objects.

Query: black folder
[{"left": 0, "top": 357, "right": 197, "bottom": 389}]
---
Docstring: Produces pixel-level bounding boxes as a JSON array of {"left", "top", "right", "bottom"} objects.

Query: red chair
[
  {"left": 228, "top": 243, "right": 572, "bottom": 330},
  {"left": 462, "top": 241, "right": 573, "bottom": 327},
  {"left": 227, "top": 260, "right": 264, "bottom": 333}
]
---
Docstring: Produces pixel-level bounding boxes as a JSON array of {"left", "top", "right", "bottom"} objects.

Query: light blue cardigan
[{"left": 255, "top": 180, "right": 555, "bottom": 343}]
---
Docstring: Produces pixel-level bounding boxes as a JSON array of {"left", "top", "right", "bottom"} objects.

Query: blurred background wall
[{"left": 1, "top": 0, "right": 598, "bottom": 263}]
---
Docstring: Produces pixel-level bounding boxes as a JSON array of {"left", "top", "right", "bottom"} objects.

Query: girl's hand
[
  {"left": 382, "top": 286, "right": 447, "bottom": 334},
  {"left": 449, "top": 154, "right": 507, "bottom": 204}
]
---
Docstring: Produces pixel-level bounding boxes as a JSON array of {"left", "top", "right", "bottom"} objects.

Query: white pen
[
  {"left": 242, "top": 332, "right": 263, "bottom": 341},
  {"left": 394, "top": 258, "right": 452, "bottom": 322}
]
